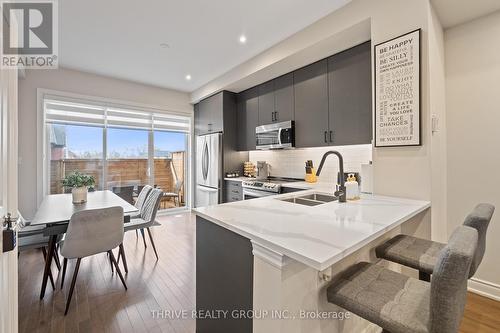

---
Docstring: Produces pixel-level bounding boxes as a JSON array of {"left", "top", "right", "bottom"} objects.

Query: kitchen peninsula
[{"left": 194, "top": 182, "right": 430, "bottom": 333}]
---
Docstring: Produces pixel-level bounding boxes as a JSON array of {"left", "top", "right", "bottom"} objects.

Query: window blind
[
  {"left": 44, "top": 98, "right": 105, "bottom": 126},
  {"left": 43, "top": 95, "right": 190, "bottom": 133},
  {"left": 153, "top": 113, "right": 190, "bottom": 132}
]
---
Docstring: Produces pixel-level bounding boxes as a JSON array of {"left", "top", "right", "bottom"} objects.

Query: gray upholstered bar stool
[
  {"left": 375, "top": 203, "right": 494, "bottom": 281},
  {"left": 60, "top": 206, "right": 127, "bottom": 315},
  {"left": 327, "top": 225, "right": 478, "bottom": 333}
]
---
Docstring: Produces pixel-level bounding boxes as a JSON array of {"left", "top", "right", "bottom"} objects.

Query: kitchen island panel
[{"left": 196, "top": 216, "right": 254, "bottom": 333}]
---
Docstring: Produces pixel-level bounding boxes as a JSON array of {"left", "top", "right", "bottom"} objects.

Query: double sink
[{"left": 279, "top": 192, "right": 337, "bottom": 206}]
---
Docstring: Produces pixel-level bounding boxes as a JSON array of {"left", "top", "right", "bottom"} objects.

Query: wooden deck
[{"left": 18, "top": 212, "right": 500, "bottom": 332}]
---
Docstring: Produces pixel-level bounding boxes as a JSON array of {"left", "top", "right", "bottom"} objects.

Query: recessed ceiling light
[
  {"left": 185, "top": 74, "right": 192, "bottom": 81},
  {"left": 239, "top": 35, "right": 247, "bottom": 44},
  {"left": 159, "top": 43, "right": 170, "bottom": 49}
]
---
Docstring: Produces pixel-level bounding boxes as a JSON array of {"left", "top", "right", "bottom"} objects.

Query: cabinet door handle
[
  {"left": 329, "top": 131, "right": 333, "bottom": 143},
  {"left": 324, "top": 131, "right": 328, "bottom": 143},
  {"left": 275, "top": 111, "right": 278, "bottom": 122}
]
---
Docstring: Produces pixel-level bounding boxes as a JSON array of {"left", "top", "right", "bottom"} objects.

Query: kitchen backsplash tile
[{"left": 249, "top": 144, "right": 372, "bottom": 182}]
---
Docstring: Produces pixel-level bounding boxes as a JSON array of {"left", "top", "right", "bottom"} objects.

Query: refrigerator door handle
[
  {"left": 202, "top": 140, "right": 209, "bottom": 180},
  {"left": 206, "top": 140, "right": 210, "bottom": 180}
]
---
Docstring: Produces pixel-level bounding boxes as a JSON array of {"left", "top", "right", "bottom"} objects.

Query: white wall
[
  {"left": 249, "top": 144, "right": 372, "bottom": 181},
  {"left": 18, "top": 67, "right": 193, "bottom": 218},
  {"left": 428, "top": 4, "right": 448, "bottom": 242},
  {"left": 445, "top": 10, "right": 500, "bottom": 289}
]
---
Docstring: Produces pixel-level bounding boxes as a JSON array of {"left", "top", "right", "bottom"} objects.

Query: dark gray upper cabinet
[
  {"left": 328, "top": 42, "right": 372, "bottom": 145},
  {"left": 237, "top": 87, "right": 259, "bottom": 151},
  {"left": 274, "top": 73, "right": 294, "bottom": 123},
  {"left": 195, "top": 92, "right": 223, "bottom": 135},
  {"left": 293, "top": 59, "right": 329, "bottom": 148},
  {"left": 257, "top": 73, "right": 294, "bottom": 125},
  {"left": 257, "top": 80, "right": 274, "bottom": 125}
]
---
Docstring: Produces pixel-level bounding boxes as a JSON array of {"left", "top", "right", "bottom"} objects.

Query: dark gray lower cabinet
[
  {"left": 196, "top": 217, "right": 253, "bottom": 333},
  {"left": 225, "top": 180, "right": 243, "bottom": 202},
  {"left": 281, "top": 186, "right": 306, "bottom": 194},
  {"left": 328, "top": 41, "right": 372, "bottom": 145},
  {"left": 293, "top": 59, "right": 329, "bottom": 148}
]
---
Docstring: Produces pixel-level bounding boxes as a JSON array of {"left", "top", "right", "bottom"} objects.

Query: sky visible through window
[{"left": 54, "top": 124, "right": 186, "bottom": 158}]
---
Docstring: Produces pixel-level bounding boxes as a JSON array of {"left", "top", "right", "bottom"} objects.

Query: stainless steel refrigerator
[{"left": 195, "top": 132, "right": 222, "bottom": 207}]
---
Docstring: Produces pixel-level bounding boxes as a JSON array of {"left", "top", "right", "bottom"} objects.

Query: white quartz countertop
[{"left": 194, "top": 183, "right": 430, "bottom": 270}]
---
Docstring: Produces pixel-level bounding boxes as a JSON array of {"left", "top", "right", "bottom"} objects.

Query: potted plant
[{"left": 62, "top": 171, "right": 96, "bottom": 204}]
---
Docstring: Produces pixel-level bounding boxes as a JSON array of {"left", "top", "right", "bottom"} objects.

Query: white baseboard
[{"left": 468, "top": 277, "right": 500, "bottom": 301}]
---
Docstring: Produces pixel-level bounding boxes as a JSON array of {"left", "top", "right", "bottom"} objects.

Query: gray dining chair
[
  {"left": 115, "top": 184, "right": 153, "bottom": 273},
  {"left": 327, "top": 225, "right": 478, "bottom": 333},
  {"left": 120, "top": 188, "right": 163, "bottom": 262},
  {"left": 134, "top": 185, "right": 152, "bottom": 213},
  {"left": 162, "top": 180, "right": 183, "bottom": 208},
  {"left": 376, "top": 203, "right": 494, "bottom": 281},
  {"left": 59, "top": 206, "right": 126, "bottom": 315},
  {"left": 18, "top": 217, "right": 61, "bottom": 291},
  {"left": 132, "top": 184, "right": 153, "bottom": 238}
]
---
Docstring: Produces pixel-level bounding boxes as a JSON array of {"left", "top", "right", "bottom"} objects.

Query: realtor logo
[{"left": 1, "top": 0, "right": 58, "bottom": 68}]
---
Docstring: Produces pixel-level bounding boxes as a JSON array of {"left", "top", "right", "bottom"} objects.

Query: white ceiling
[
  {"left": 432, "top": 0, "right": 500, "bottom": 28},
  {"left": 59, "top": 0, "right": 351, "bottom": 92}
]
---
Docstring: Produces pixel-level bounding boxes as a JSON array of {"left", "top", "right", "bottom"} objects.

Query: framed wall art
[{"left": 374, "top": 29, "right": 421, "bottom": 147}]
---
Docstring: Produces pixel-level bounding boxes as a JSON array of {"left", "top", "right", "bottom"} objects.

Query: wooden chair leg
[
  {"left": 42, "top": 248, "right": 56, "bottom": 291},
  {"left": 61, "top": 258, "right": 68, "bottom": 289},
  {"left": 419, "top": 271, "right": 431, "bottom": 282},
  {"left": 64, "top": 258, "right": 81, "bottom": 315},
  {"left": 135, "top": 229, "right": 138, "bottom": 237},
  {"left": 119, "top": 244, "right": 128, "bottom": 274},
  {"left": 108, "top": 250, "right": 127, "bottom": 290},
  {"left": 140, "top": 229, "right": 147, "bottom": 248},
  {"left": 146, "top": 228, "right": 158, "bottom": 260}
]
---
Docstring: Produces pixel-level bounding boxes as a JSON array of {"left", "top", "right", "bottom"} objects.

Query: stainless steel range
[{"left": 241, "top": 177, "right": 301, "bottom": 200}]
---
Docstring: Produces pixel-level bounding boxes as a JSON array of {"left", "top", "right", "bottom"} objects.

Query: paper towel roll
[{"left": 360, "top": 163, "right": 373, "bottom": 194}]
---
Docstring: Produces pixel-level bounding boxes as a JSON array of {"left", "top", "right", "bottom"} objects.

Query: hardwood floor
[
  {"left": 19, "top": 212, "right": 196, "bottom": 333},
  {"left": 460, "top": 292, "right": 500, "bottom": 333},
  {"left": 18, "top": 212, "right": 500, "bottom": 333}
]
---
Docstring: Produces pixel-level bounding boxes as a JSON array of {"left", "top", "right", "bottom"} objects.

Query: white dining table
[{"left": 31, "top": 190, "right": 138, "bottom": 299}]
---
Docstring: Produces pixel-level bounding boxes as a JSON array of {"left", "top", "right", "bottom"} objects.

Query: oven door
[
  {"left": 255, "top": 120, "right": 294, "bottom": 150},
  {"left": 242, "top": 188, "right": 276, "bottom": 200}
]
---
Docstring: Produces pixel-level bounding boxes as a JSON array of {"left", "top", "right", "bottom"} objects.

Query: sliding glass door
[
  {"left": 106, "top": 127, "right": 150, "bottom": 205},
  {"left": 47, "top": 123, "right": 104, "bottom": 193},
  {"left": 44, "top": 95, "right": 191, "bottom": 211}
]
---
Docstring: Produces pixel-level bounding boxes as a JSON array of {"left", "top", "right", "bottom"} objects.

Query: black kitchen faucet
[{"left": 316, "top": 151, "right": 346, "bottom": 203}]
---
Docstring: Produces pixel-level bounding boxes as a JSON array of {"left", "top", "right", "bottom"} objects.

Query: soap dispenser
[{"left": 345, "top": 173, "right": 360, "bottom": 200}]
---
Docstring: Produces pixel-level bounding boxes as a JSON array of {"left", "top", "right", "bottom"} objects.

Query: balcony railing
[{"left": 50, "top": 151, "right": 185, "bottom": 209}]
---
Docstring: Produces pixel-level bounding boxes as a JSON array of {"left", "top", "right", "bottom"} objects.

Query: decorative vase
[{"left": 72, "top": 186, "right": 88, "bottom": 204}]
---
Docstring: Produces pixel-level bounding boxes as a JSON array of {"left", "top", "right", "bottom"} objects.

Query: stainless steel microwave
[{"left": 255, "top": 120, "right": 295, "bottom": 150}]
